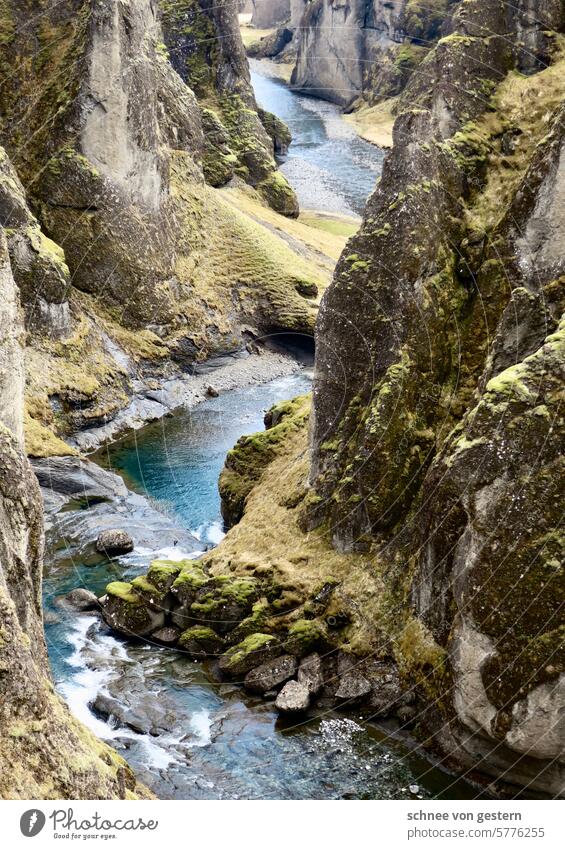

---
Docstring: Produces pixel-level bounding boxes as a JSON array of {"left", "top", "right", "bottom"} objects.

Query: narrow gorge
[{"left": 0, "top": 0, "right": 563, "bottom": 802}]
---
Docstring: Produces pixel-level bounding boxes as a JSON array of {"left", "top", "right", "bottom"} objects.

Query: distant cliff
[
  {"left": 306, "top": 0, "right": 565, "bottom": 793},
  {"left": 289, "top": 0, "right": 457, "bottom": 106}
]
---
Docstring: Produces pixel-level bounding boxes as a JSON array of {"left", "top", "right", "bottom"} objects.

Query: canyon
[{"left": 0, "top": 0, "right": 563, "bottom": 800}]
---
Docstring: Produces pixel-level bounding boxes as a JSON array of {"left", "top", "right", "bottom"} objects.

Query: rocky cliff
[
  {"left": 102, "top": 0, "right": 565, "bottom": 797},
  {"left": 251, "top": 0, "right": 291, "bottom": 28},
  {"left": 0, "top": 0, "right": 326, "bottom": 457},
  {"left": 0, "top": 197, "right": 150, "bottom": 798},
  {"left": 289, "top": 0, "right": 457, "bottom": 107},
  {"left": 305, "top": 0, "right": 565, "bottom": 793}
]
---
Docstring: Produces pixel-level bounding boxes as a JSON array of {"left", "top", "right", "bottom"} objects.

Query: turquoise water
[
  {"left": 41, "top": 70, "right": 479, "bottom": 800},
  {"left": 43, "top": 371, "right": 480, "bottom": 799}
]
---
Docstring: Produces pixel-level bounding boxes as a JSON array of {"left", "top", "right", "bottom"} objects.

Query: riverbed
[{"left": 42, "top": 62, "right": 478, "bottom": 801}]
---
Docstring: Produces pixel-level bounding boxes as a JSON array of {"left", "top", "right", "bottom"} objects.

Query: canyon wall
[
  {"left": 251, "top": 0, "right": 291, "bottom": 28},
  {"left": 0, "top": 0, "right": 322, "bottom": 458},
  {"left": 289, "top": 0, "right": 467, "bottom": 106},
  {"left": 0, "top": 159, "right": 150, "bottom": 798},
  {"left": 305, "top": 0, "right": 565, "bottom": 793}
]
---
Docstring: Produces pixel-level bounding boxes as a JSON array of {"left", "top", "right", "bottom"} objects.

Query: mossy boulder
[
  {"left": 284, "top": 618, "right": 330, "bottom": 657},
  {"left": 102, "top": 582, "right": 165, "bottom": 637},
  {"left": 178, "top": 626, "right": 225, "bottom": 658},
  {"left": 218, "top": 633, "right": 282, "bottom": 677},
  {"left": 258, "top": 107, "right": 292, "bottom": 155}
]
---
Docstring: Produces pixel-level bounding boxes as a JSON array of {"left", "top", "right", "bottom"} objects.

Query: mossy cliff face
[
  {"left": 0, "top": 231, "right": 150, "bottom": 799},
  {"left": 160, "top": 0, "right": 298, "bottom": 214},
  {"left": 0, "top": 0, "right": 320, "bottom": 452},
  {"left": 303, "top": 0, "right": 565, "bottom": 793},
  {"left": 290, "top": 0, "right": 451, "bottom": 108}
]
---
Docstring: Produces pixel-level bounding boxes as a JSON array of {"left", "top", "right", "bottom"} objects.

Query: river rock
[
  {"left": 151, "top": 626, "right": 181, "bottom": 646},
  {"left": 63, "top": 588, "right": 101, "bottom": 612},
  {"left": 96, "top": 528, "right": 134, "bottom": 556},
  {"left": 244, "top": 654, "right": 298, "bottom": 694},
  {"left": 101, "top": 582, "right": 165, "bottom": 637},
  {"left": 335, "top": 672, "right": 372, "bottom": 703},
  {"left": 178, "top": 626, "right": 225, "bottom": 658},
  {"left": 205, "top": 385, "right": 219, "bottom": 397},
  {"left": 297, "top": 653, "right": 324, "bottom": 695},
  {"left": 219, "top": 633, "right": 282, "bottom": 677},
  {"left": 275, "top": 680, "right": 310, "bottom": 714}
]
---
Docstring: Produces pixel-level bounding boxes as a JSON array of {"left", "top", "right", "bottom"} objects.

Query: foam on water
[{"left": 58, "top": 614, "right": 181, "bottom": 769}]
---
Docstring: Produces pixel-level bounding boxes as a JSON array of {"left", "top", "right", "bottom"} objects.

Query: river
[
  {"left": 42, "top": 63, "right": 478, "bottom": 800},
  {"left": 250, "top": 59, "right": 383, "bottom": 216}
]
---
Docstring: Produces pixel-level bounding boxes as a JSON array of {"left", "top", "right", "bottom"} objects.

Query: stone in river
[
  {"left": 275, "top": 680, "right": 310, "bottom": 714},
  {"left": 244, "top": 654, "right": 298, "bottom": 694},
  {"left": 96, "top": 528, "right": 134, "bottom": 556}
]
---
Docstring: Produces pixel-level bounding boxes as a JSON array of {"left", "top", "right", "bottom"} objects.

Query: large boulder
[
  {"left": 96, "top": 529, "right": 134, "bottom": 557},
  {"left": 244, "top": 654, "right": 298, "bottom": 694}
]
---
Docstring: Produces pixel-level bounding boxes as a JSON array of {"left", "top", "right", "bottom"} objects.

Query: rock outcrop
[
  {"left": 0, "top": 0, "right": 321, "bottom": 456},
  {"left": 288, "top": 1, "right": 479, "bottom": 108},
  {"left": 305, "top": 0, "right": 565, "bottom": 795},
  {"left": 0, "top": 208, "right": 150, "bottom": 799},
  {"left": 110, "top": 0, "right": 562, "bottom": 797}
]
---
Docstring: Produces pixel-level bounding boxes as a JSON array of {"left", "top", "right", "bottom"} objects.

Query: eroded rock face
[
  {"left": 0, "top": 0, "right": 316, "bottom": 454},
  {"left": 0, "top": 220, "right": 150, "bottom": 799},
  {"left": 291, "top": 0, "right": 410, "bottom": 106},
  {"left": 275, "top": 679, "right": 310, "bottom": 712},
  {"left": 307, "top": 0, "right": 565, "bottom": 794}
]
